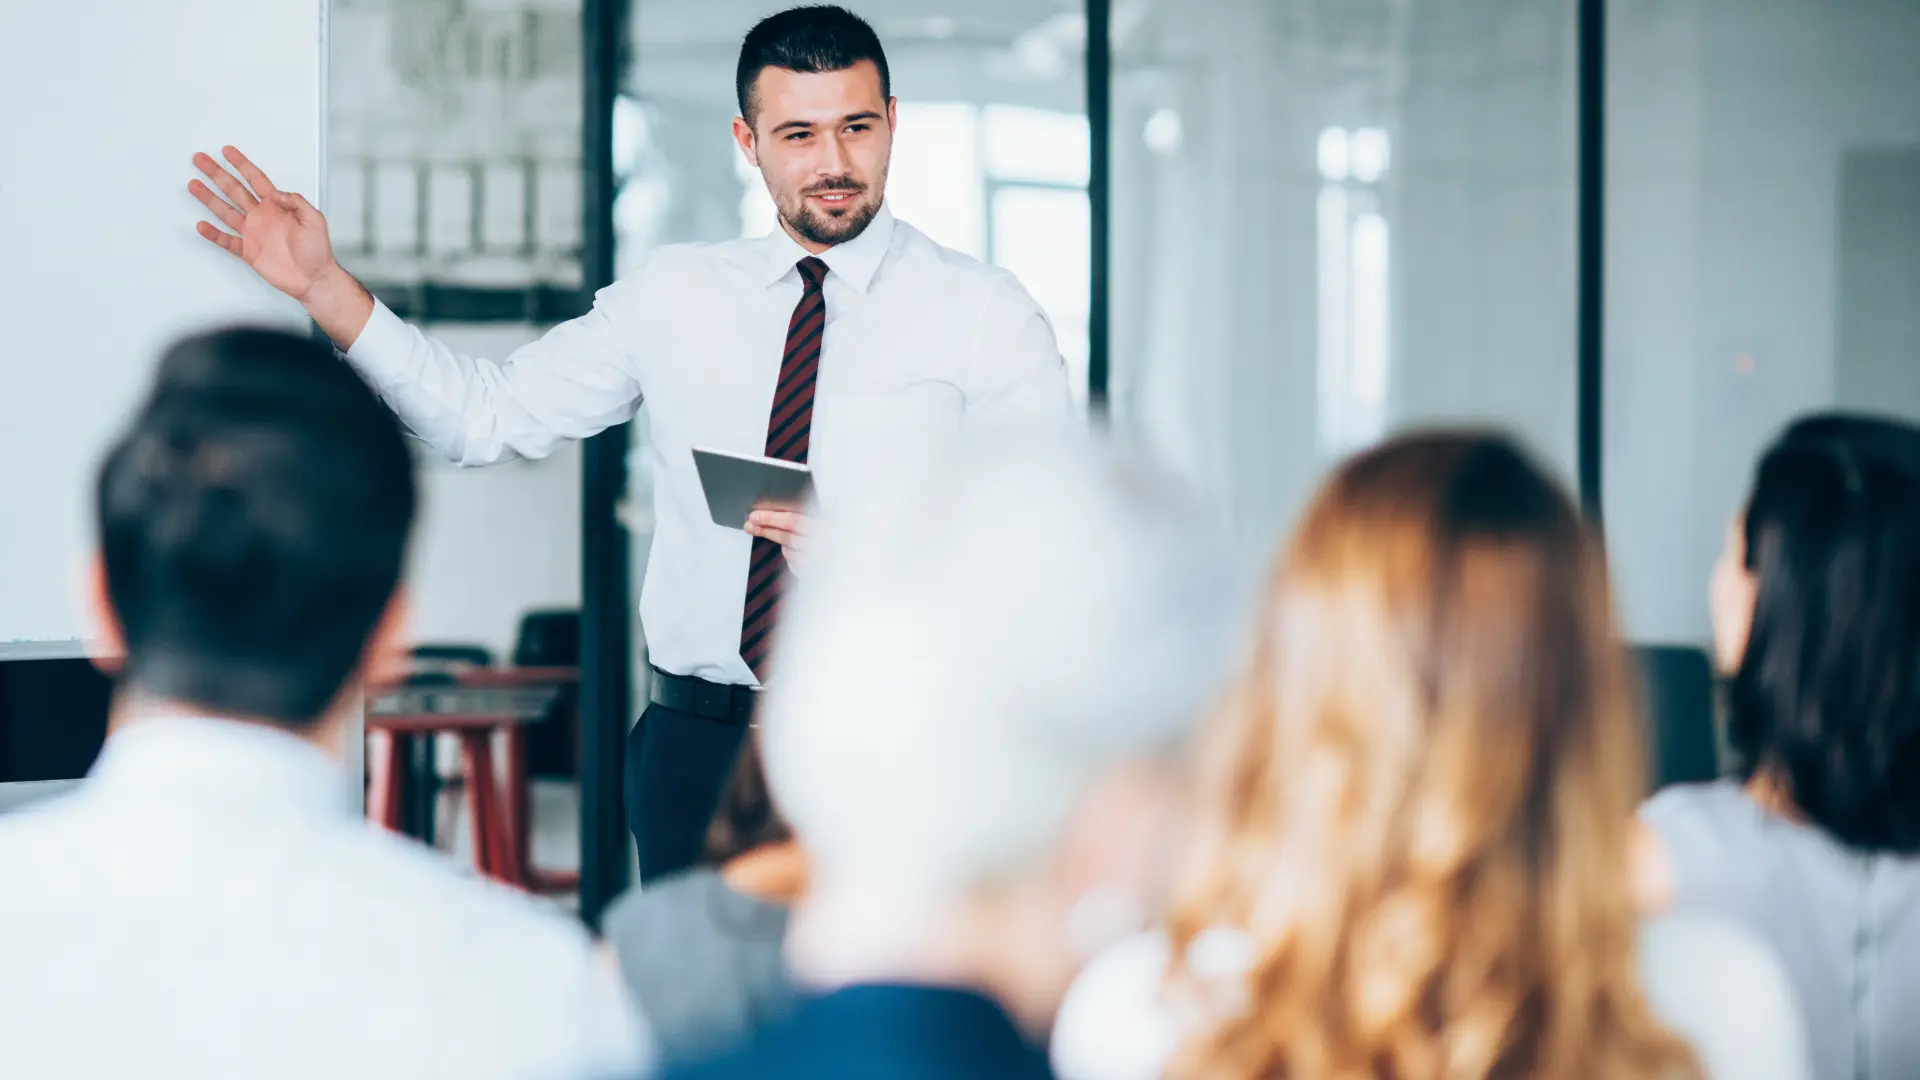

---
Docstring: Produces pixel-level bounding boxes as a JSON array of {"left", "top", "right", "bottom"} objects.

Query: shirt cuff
[{"left": 342, "top": 299, "right": 415, "bottom": 390}]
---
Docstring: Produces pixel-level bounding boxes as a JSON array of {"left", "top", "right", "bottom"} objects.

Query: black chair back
[
  {"left": 513, "top": 610, "right": 580, "bottom": 668},
  {"left": 410, "top": 643, "right": 495, "bottom": 668},
  {"left": 514, "top": 610, "right": 581, "bottom": 779},
  {"left": 1634, "top": 644, "right": 1722, "bottom": 791}
]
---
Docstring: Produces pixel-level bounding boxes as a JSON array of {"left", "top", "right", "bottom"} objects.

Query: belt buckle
[{"left": 694, "top": 680, "right": 730, "bottom": 720}]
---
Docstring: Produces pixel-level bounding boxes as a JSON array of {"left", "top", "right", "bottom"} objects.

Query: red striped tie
[{"left": 740, "top": 255, "right": 828, "bottom": 681}]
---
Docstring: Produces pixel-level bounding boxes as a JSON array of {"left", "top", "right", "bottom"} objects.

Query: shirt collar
[
  {"left": 85, "top": 715, "right": 354, "bottom": 822},
  {"left": 758, "top": 202, "right": 896, "bottom": 294}
]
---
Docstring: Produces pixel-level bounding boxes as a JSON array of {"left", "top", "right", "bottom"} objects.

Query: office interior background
[{"left": 322, "top": 0, "right": 1920, "bottom": 920}]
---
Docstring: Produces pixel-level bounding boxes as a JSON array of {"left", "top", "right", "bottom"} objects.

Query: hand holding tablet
[{"left": 692, "top": 446, "right": 814, "bottom": 531}]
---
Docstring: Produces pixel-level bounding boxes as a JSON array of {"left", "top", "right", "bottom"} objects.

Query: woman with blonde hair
[{"left": 1052, "top": 431, "right": 1806, "bottom": 1080}]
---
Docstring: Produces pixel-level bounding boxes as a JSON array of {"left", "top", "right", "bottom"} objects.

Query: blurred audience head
[
  {"left": 91, "top": 326, "right": 415, "bottom": 730},
  {"left": 761, "top": 436, "right": 1242, "bottom": 1026},
  {"left": 1714, "top": 412, "right": 1920, "bottom": 852},
  {"left": 1169, "top": 431, "right": 1697, "bottom": 1080}
]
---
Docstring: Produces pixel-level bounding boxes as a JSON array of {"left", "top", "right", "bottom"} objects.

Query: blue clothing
[{"left": 660, "top": 983, "right": 1052, "bottom": 1080}]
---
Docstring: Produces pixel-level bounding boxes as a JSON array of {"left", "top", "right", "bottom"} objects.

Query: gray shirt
[
  {"left": 1645, "top": 779, "right": 1920, "bottom": 1080},
  {"left": 602, "top": 868, "right": 793, "bottom": 1065}
]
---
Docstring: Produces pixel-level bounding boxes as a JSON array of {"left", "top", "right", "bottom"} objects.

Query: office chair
[
  {"left": 1633, "top": 644, "right": 1723, "bottom": 792},
  {"left": 513, "top": 610, "right": 580, "bottom": 780}
]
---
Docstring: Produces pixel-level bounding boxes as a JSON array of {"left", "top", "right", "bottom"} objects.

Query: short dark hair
[
  {"left": 735, "top": 5, "right": 890, "bottom": 128},
  {"left": 1728, "top": 412, "right": 1920, "bottom": 852},
  {"left": 701, "top": 734, "right": 792, "bottom": 865},
  {"left": 95, "top": 327, "right": 416, "bottom": 725}
]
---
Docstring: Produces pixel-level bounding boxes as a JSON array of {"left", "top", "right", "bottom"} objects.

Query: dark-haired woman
[
  {"left": 1643, "top": 412, "right": 1920, "bottom": 1080},
  {"left": 602, "top": 736, "right": 801, "bottom": 1065}
]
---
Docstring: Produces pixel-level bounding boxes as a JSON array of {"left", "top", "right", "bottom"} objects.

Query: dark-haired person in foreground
[
  {"left": 1642, "top": 412, "right": 1920, "bottom": 1080},
  {"left": 602, "top": 736, "right": 803, "bottom": 1064},
  {"left": 186, "top": 4, "right": 1075, "bottom": 883},
  {"left": 0, "top": 329, "right": 649, "bottom": 1080}
]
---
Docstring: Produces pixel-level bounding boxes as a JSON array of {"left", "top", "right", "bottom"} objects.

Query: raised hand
[
  {"left": 189, "top": 146, "right": 336, "bottom": 301},
  {"left": 189, "top": 145, "right": 374, "bottom": 349}
]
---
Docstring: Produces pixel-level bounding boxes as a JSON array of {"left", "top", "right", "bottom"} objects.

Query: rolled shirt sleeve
[{"left": 343, "top": 277, "right": 647, "bottom": 466}]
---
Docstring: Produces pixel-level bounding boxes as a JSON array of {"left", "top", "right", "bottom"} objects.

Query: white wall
[
  {"left": 402, "top": 324, "right": 582, "bottom": 659},
  {"left": 1835, "top": 147, "right": 1920, "bottom": 413},
  {"left": 1604, "top": 0, "right": 1920, "bottom": 643},
  {"left": 0, "top": 0, "right": 322, "bottom": 647},
  {"left": 1111, "top": 0, "right": 1920, "bottom": 645},
  {"left": 1110, "top": 0, "right": 1577, "bottom": 566},
  {"left": 1394, "top": 2, "right": 1577, "bottom": 484},
  {"left": 1110, "top": 0, "right": 1316, "bottom": 560}
]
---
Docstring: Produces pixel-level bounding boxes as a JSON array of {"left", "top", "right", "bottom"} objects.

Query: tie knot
[{"left": 796, "top": 256, "right": 829, "bottom": 289}]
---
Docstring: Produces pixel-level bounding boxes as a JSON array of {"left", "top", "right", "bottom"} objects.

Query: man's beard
[{"left": 781, "top": 181, "right": 882, "bottom": 247}]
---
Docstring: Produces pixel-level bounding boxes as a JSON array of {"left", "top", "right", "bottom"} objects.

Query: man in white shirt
[
  {"left": 188, "top": 4, "right": 1074, "bottom": 882},
  {"left": 0, "top": 328, "right": 649, "bottom": 1080}
]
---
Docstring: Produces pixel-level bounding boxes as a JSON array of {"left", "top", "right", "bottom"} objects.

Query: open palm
[{"left": 189, "top": 146, "right": 336, "bottom": 302}]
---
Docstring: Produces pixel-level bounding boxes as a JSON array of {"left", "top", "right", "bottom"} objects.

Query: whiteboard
[{"left": 0, "top": 0, "right": 325, "bottom": 649}]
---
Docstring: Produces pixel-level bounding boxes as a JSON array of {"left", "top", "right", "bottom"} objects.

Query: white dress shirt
[
  {"left": 0, "top": 717, "right": 651, "bottom": 1080},
  {"left": 344, "top": 204, "right": 1074, "bottom": 686}
]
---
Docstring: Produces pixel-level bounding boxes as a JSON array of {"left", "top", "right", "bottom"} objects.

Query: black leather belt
[{"left": 648, "top": 667, "right": 759, "bottom": 726}]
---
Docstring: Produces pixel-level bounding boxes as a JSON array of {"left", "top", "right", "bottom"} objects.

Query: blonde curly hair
[{"left": 1166, "top": 431, "right": 1700, "bottom": 1080}]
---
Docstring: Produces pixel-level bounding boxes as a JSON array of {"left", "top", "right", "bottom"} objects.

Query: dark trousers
[{"left": 623, "top": 700, "right": 749, "bottom": 885}]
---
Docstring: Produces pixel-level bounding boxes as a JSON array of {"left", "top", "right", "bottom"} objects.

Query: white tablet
[{"left": 692, "top": 446, "right": 814, "bottom": 531}]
